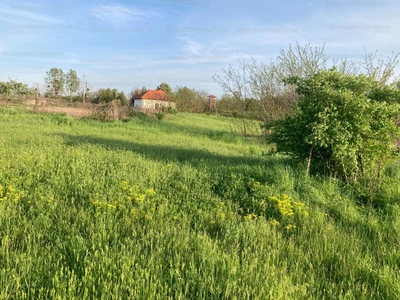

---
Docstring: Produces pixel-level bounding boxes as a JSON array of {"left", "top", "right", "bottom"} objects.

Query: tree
[
  {"left": 118, "top": 91, "right": 128, "bottom": 106},
  {"left": 266, "top": 68, "right": 400, "bottom": 186},
  {"left": 332, "top": 48, "right": 400, "bottom": 85},
  {"left": 156, "top": 82, "right": 173, "bottom": 95},
  {"left": 130, "top": 87, "right": 147, "bottom": 99},
  {"left": 93, "top": 88, "right": 115, "bottom": 104},
  {"left": 64, "top": 69, "right": 80, "bottom": 102},
  {"left": 174, "top": 86, "right": 196, "bottom": 112},
  {"left": 213, "top": 60, "right": 255, "bottom": 135},
  {"left": 130, "top": 88, "right": 141, "bottom": 99},
  {"left": 112, "top": 88, "right": 119, "bottom": 100},
  {"left": 173, "top": 86, "right": 209, "bottom": 113},
  {"left": 275, "top": 42, "right": 329, "bottom": 80},
  {"left": 44, "top": 68, "right": 65, "bottom": 98},
  {"left": 247, "top": 59, "right": 297, "bottom": 122}
]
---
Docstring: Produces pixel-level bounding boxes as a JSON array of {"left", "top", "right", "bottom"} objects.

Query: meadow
[{"left": 1, "top": 107, "right": 400, "bottom": 299}]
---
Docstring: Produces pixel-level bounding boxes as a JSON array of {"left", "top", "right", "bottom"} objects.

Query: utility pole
[{"left": 82, "top": 74, "right": 85, "bottom": 103}]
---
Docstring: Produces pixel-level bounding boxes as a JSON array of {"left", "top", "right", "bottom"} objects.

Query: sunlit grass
[{"left": 0, "top": 107, "right": 399, "bottom": 299}]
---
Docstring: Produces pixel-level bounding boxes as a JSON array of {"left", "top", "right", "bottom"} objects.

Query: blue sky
[{"left": 1, "top": 0, "right": 399, "bottom": 96}]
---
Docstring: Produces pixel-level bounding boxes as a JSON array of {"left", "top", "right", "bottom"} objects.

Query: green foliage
[
  {"left": 155, "top": 106, "right": 178, "bottom": 120},
  {"left": 166, "top": 106, "right": 177, "bottom": 114},
  {"left": 217, "top": 94, "right": 265, "bottom": 121},
  {"left": 94, "top": 88, "right": 116, "bottom": 103},
  {"left": 173, "top": 86, "right": 208, "bottom": 113},
  {"left": 118, "top": 91, "right": 128, "bottom": 106},
  {"left": 267, "top": 69, "right": 400, "bottom": 184},
  {"left": 112, "top": 88, "right": 119, "bottom": 99},
  {"left": 64, "top": 69, "right": 80, "bottom": 102},
  {"left": 44, "top": 67, "right": 65, "bottom": 97},
  {"left": 156, "top": 82, "right": 173, "bottom": 95},
  {"left": 155, "top": 110, "right": 165, "bottom": 120},
  {"left": 174, "top": 86, "right": 196, "bottom": 111},
  {"left": 126, "top": 107, "right": 152, "bottom": 120},
  {"left": 0, "top": 79, "right": 34, "bottom": 96}
]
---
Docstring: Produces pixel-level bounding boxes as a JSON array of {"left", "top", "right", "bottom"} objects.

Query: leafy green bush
[
  {"left": 155, "top": 111, "right": 165, "bottom": 120},
  {"left": 166, "top": 106, "right": 177, "bottom": 114},
  {"left": 266, "top": 69, "right": 400, "bottom": 187}
]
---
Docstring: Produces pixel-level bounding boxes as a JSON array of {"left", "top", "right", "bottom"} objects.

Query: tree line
[{"left": 42, "top": 68, "right": 211, "bottom": 111}]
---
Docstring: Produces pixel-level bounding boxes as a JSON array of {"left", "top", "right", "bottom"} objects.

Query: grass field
[{"left": 1, "top": 107, "right": 400, "bottom": 299}]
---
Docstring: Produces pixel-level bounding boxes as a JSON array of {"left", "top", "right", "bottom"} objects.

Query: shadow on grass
[
  {"left": 126, "top": 115, "right": 250, "bottom": 144},
  {"left": 57, "top": 133, "right": 294, "bottom": 187},
  {"left": 58, "top": 133, "right": 264, "bottom": 167}
]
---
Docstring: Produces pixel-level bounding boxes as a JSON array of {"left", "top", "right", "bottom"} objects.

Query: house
[{"left": 130, "top": 89, "right": 176, "bottom": 110}]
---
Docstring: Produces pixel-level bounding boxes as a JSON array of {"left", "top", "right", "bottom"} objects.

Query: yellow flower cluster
[
  {"left": 262, "top": 194, "right": 309, "bottom": 232},
  {"left": 0, "top": 184, "right": 21, "bottom": 202},
  {"left": 92, "top": 182, "right": 157, "bottom": 218},
  {"left": 270, "top": 219, "right": 280, "bottom": 226},
  {"left": 211, "top": 201, "right": 228, "bottom": 224},
  {"left": 268, "top": 194, "right": 309, "bottom": 218},
  {"left": 244, "top": 213, "right": 257, "bottom": 220},
  {"left": 121, "top": 181, "right": 155, "bottom": 203},
  {"left": 284, "top": 224, "right": 297, "bottom": 230}
]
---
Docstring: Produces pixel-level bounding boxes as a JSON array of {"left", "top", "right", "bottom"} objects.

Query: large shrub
[{"left": 266, "top": 69, "right": 400, "bottom": 184}]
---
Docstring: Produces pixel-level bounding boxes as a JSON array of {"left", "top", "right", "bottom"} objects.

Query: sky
[{"left": 1, "top": 0, "right": 399, "bottom": 97}]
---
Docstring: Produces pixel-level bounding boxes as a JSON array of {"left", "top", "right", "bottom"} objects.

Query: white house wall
[
  {"left": 133, "top": 99, "right": 176, "bottom": 110},
  {"left": 133, "top": 99, "right": 143, "bottom": 107}
]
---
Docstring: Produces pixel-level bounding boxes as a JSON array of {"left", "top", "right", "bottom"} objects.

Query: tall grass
[{"left": 0, "top": 107, "right": 399, "bottom": 299}]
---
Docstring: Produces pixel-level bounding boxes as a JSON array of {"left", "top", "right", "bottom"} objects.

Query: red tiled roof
[
  {"left": 132, "top": 89, "right": 168, "bottom": 101},
  {"left": 208, "top": 94, "right": 217, "bottom": 98}
]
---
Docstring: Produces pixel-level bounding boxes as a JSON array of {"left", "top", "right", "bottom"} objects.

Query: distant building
[
  {"left": 206, "top": 94, "right": 217, "bottom": 113},
  {"left": 130, "top": 90, "right": 175, "bottom": 110}
]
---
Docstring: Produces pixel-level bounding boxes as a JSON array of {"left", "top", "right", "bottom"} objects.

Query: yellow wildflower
[
  {"left": 270, "top": 219, "right": 280, "bottom": 226},
  {"left": 284, "top": 224, "right": 297, "bottom": 230}
]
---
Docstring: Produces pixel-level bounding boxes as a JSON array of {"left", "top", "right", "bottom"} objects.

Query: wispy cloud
[
  {"left": 88, "top": 4, "right": 162, "bottom": 27},
  {"left": 0, "top": 4, "right": 68, "bottom": 24}
]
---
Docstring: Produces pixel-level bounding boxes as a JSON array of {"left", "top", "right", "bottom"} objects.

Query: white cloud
[
  {"left": 89, "top": 4, "right": 162, "bottom": 27},
  {"left": 0, "top": 4, "right": 66, "bottom": 24}
]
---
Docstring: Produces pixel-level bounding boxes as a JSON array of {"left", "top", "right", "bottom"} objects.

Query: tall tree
[
  {"left": 112, "top": 88, "right": 119, "bottom": 100},
  {"left": 44, "top": 68, "right": 65, "bottom": 98},
  {"left": 156, "top": 82, "right": 173, "bottom": 95},
  {"left": 118, "top": 91, "right": 128, "bottom": 106},
  {"left": 64, "top": 69, "right": 80, "bottom": 102}
]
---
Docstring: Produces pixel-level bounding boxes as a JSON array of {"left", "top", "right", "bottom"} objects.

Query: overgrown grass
[{"left": 1, "top": 107, "right": 399, "bottom": 299}]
